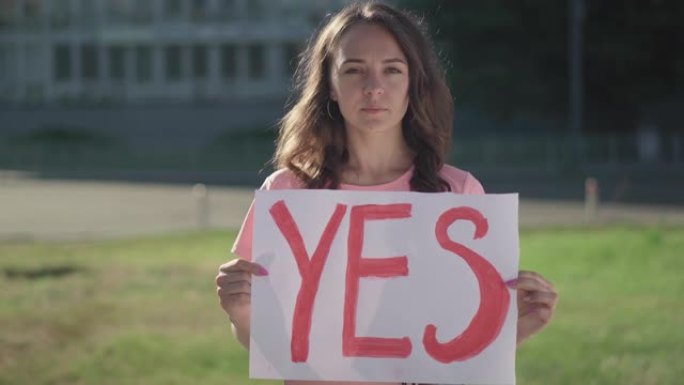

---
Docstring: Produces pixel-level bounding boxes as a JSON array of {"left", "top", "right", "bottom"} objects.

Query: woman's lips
[{"left": 361, "top": 108, "right": 387, "bottom": 114}]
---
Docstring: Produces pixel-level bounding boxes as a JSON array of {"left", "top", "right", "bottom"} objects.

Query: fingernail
[
  {"left": 257, "top": 266, "right": 269, "bottom": 276},
  {"left": 505, "top": 278, "right": 518, "bottom": 287}
]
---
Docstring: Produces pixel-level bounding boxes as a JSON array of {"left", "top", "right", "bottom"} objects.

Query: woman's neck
[{"left": 342, "top": 129, "right": 413, "bottom": 186}]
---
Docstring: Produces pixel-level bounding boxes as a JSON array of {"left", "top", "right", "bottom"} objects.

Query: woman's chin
[{"left": 347, "top": 119, "right": 401, "bottom": 135}]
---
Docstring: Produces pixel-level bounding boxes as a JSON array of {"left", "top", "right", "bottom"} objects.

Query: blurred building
[{"left": 0, "top": 0, "right": 347, "bottom": 105}]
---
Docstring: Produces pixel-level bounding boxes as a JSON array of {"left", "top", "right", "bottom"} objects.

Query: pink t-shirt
[
  {"left": 230, "top": 164, "right": 484, "bottom": 385},
  {"left": 232, "top": 164, "right": 484, "bottom": 261}
]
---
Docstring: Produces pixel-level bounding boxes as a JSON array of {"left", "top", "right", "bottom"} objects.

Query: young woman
[{"left": 216, "top": 2, "right": 558, "bottom": 384}]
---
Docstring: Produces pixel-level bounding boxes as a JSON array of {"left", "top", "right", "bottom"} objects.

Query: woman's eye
[
  {"left": 385, "top": 67, "right": 402, "bottom": 74},
  {"left": 344, "top": 67, "right": 362, "bottom": 74}
]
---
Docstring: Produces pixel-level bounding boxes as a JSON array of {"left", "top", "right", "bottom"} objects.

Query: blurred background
[
  {"left": 0, "top": 0, "right": 682, "bottom": 201},
  {"left": 1, "top": 1, "right": 683, "bottom": 384}
]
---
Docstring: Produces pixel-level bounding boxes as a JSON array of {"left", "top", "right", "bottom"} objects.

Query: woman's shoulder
[
  {"left": 260, "top": 168, "right": 306, "bottom": 190},
  {"left": 438, "top": 164, "right": 485, "bottom": 194},
  {"left": 261, "top": 165, "right": 483, "bottom": 193}
]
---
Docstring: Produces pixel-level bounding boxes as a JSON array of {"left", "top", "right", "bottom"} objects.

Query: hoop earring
[{"left": 326, "top": 100, "right": 336, "bottom": 120}]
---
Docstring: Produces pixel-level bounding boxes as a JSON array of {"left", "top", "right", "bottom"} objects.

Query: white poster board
[{"left": 250, "top": 190, "right": 519, "bottom": 384}]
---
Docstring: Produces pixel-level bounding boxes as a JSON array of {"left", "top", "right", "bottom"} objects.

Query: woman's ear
[{"left": 330, "top": 91, "right": 338, "bottom": 102}]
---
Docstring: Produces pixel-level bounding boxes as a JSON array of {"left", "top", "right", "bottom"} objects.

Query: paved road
[{"left": 1, "top": 177, "right": 682, "bottom": 241}]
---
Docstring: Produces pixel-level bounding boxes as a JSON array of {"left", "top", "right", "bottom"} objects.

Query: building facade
[{"left": 0, "top": 0, "right": 347, "bottom": 105}]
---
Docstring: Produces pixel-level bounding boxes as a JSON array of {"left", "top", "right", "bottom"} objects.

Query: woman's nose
[{"left": 363, "top": 74, "right": 384, "bottom": 96}]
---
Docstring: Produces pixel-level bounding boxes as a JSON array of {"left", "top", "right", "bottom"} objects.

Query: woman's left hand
[{"left": 507, "top": 270, "right": 558, "bottom": 346}]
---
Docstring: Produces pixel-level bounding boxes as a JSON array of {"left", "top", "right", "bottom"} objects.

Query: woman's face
[{"left": 329, "top": 23, "right": 410, "bottom": 136}]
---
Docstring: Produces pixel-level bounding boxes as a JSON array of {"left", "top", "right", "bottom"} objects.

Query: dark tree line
[{"left": 398, "top": 0, "right": 684, "bottom": 134}]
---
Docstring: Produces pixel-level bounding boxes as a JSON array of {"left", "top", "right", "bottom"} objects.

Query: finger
[
  {"left": 522, "top": 305, "right": 554, "bottom": 323},
  {"left": 217, "top": 282, "right": 252, "bottom": 300},
  {"left": 505, "top": 271, "right": 540, "bottom": 289},
  {"left": 216, "top": 271, "right": 251, "bottom": 287},
  {"left": 219, "top": 259, "right": 269, "bottom": 276},
  {"left": 514, "top": 275, "right": 554, "bottom": 292},
  {"left": 218, "top": 292, "right": 251, "bottom": 309},
  {"left": 216, "top": 275, "right": 250, "bottom": 289},
  {"left": 221, "top": 280, "right": 252, "bottom": 294},
  {"left": 522, "top": 291, "right": 558, "bottom": 308},
  {"left": 518, "top": 270, "right": 554, "bottom": 290}
]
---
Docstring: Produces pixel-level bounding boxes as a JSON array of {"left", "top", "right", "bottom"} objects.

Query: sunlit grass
[{"left": 1, "top": 227, "right": 682, "bottom": 385}]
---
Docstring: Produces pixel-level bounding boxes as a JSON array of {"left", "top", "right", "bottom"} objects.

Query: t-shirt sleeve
[
  {"left": 463, "top": 172, "right": 486, "bottom": 195},
  {"left": 231, "top": 199, "right": 256, "bottom": 260},
  {"left": 440, "top": 165, "right": 485, "bottom": 195},
  {"left": 230, "top": 169, "right": 301, "bottom": 260}
]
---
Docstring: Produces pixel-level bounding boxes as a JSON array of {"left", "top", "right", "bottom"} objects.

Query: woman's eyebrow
[
  {"left": 383, "top": 58, "right": 407, "bottom": 64},
  {"left": 340, "top": 58, "right": 407, "bottom": 65}
]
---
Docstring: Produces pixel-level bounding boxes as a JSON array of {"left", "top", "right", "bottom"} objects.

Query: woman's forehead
[{"left": 334, "top": 23, "right": 406, "bottom": 63}]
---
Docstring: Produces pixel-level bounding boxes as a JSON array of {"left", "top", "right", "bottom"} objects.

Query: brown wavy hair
[{"left": 273, "top": 1, "right": 454, "bottom": 192}]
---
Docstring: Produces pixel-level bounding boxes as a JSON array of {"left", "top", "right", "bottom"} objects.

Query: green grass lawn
[{"left": 1, "top": 227, "right": 682, "bottom": 385}]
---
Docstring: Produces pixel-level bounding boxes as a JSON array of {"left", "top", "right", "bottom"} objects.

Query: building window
[
  {"left": 22, "top": 0, "right": 42, "bottom": 28},
  {"left": 221, "top": 44, "right": 236, "bottom": 79},
  {"left": 0, "top": 45, "right": 4, "bottom": 80},
  {"left": 109, "top": 46, "right": 125, "bottom": 80},
  {"left": 192, "top": 45, "right": 207, "bottom": 79},
  {"left": 191, "top": 0, "right": 208, "bottom": 22},
  {"left": 79, "top": 0, "right": 97, "bottom": 26},
  {"left": 0, "top": 45, "right": 9, "bottom": 82},
  {"left": 105, "top": 0, "right": 128, "bottom": 24},
  {"left": 247, "top": 44, "right": 265, "bottom": 80},
  {"left": 24, "top": 44, "right": 42, "bottom": 77},
  {"left": 0, "top": 0, "right": 16, "bottom": 30},
  {"left": 136, "top": 45, "right": 152, "bottom": 83},
  {"left": 165, "top": 45, "right": 182, "bottom": 81},
  {"left": 50, "top": 0, "right": 71, "bottom": 29},
  {"left": 246, "top": 0, "right": 264, "bottom": 21},
  {"left": 54, "top": 44, "right": 71, "bottom": 81},
  {"left": 131, "top": 2, "right": 152, "bottom": 25},
  {"left": 217, "top": 0, "right": 236, "bottom": 20},
  {"left": 81, "top": 44, "right": 99, "bottom": 80},
  {"left": 164, "top": 0, "right": 183, "bottom": 19}
]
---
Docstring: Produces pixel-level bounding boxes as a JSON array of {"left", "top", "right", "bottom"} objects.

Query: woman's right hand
[{"left": 215, "top": 258, "right": 269, "bottom": 327}]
